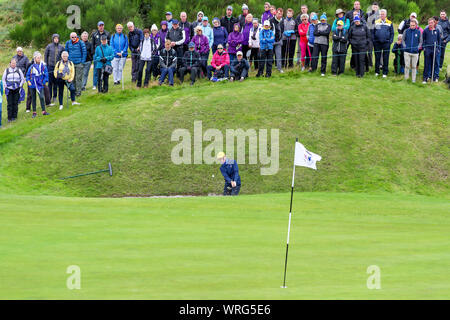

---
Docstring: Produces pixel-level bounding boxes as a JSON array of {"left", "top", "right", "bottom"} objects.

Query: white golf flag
[{"left": 294, "top": 142, "right": 322, "bottom": 170}]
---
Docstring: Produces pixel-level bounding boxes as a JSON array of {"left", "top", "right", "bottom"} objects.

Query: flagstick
[{"left": 282, "top": 138, "right": 298, "bottom": 288}]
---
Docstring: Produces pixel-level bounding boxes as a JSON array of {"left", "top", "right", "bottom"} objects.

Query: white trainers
[
  {"left": 26, "top": 110, "right": 30, "bottom": 113},
  {"left": 279, "top": 69, "right": 284, "bottom": 73},
  {"left": 434, "top": 79, "right": 439, "bottom": 83},
  {"left": 59, "top": 105, "right": 64, "bottom": 110},
  {"left": 72, "top": 101, "right": 80, "bottom": 106},
  {"left": 49, "top": 103, "right": 55, "bottom": 106},
  {"left": 422, "top": 81, "right": 427, "bottom": 84},
  {"left": 321, "top": 73, "right": 325, "bottom": 77},
  {"left": 382, "top": 75, "right": 387, "bottom": 78},
  {"left": 92, "top": 86, "right": 96, "bottom": 90},
  {"left": 375, "top": 73, "right": 379, "bottom": 77}
]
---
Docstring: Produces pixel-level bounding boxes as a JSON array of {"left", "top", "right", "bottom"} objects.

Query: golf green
[{"left": 1, "top": 192, "right": 448, "bottom": 299}]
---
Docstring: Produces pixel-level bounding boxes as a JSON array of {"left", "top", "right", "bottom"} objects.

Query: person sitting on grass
[
  {"left": 230, "top": 51, "right": 250, "bottom": 82},
  {"left": 54, "top": 51, "right": 80, "bottom": 110},
  {"left": 26, "top": 52, "right": 50, "bottom": 118},
  {"left": 217, "top": 152, "right": 241, "bottom": 196},
  {"left": 93, "top": 35, "right": 114, "bottom": 93},
  {"left": 206, "top": 44, "right": 230, "bottom": 81},
  {"left": 158, "top": 39, "right": 177, "bottom": 86},
  {"left": 179, "top": 42, "right": 201, "bottom": 85}
]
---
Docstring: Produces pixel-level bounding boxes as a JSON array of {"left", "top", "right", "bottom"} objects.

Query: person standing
[
  {"left": 332, "top": 9, "right": 350, "bottom": 32},
  {"left": 166, "top": 19, "right": 186, "bottom": 71},
  {"left": 307, "top": 14, "right": 318, "bottom": 72},
  {"left": 192, "top": 11, "right": 205, "bottom": 31},
  {"left": 398, "top": 12, "right": 418, "bottom": 35},
  {"left": 295, "top": 4, "right": 309, "bottom": 66},
  {"left": 270, "top": 8, "right": 284, "bottom": 73},
  {"left": 331, "top": 20, "right": 348, "bottom": 76},
  {"left": 392, "top": 35, "right": 405, "bottom": 75},
  {"left": 26, "top": 52, "right": 50, "bottom": 118},
  {"left": 241, "top": 14, "right": 253, "bottom": 59},
  {"left": 221, "top": 6, "right": 239, "bottom": 34},
  {"left": 348, "top": 16, "right": 369, "bottom": 78},
  {"left": 65, "top": 32, "right": 86, "bottom": 96},
  {"left": 157, "top": 21, "right": 169, "bottom": 50},
  {"left": 80, "top": 31, "right": 94, "bottom": 91},
  {"left": 91, "top": 21, "right": 111, "bottom": 90},
  {"left": 53, "top": 51, "right": 79, "bottom": 109},
  {"left": 282, "top": 9, "right": 297, "bottom": 69},
  {"left": 110, "top": 24, "right": 128, "bottom": 85},
  {"left": 312, "top": 14, "right": 331, "bottom": 76},
  {"left": 179, "top": 12, "right": 192, "bottom": 52},
  {"left": 212, "top": 18, "right": 228, "bottom": 54},
  {"left": 227, "top": 23, "right": 244, "bottom": 63},
  {"left": 137, "top": 29, "right": 158, "bottom": 88},
  {"left": 261, "top": 2, "right": 273, "bottom": 25},
  {"left": 422, "top": 18, "right": 441, "bottom": 83},
  {"left": 365, "top": 2, "right": 379, "bottom": 68},
  {"left": 127, "top": 22, "right": 144, "bottom": 83},
  {"left": 249, "top": 19, "right": 261, "bottom": 70},
  {"left": 158, "top": 39, "right": 177, "bottom": 86},
  {"left": 192, "top": 26, "right": 210, "bottom": 76},
  {"left": 298, "top": 14, "right": 310, "bottom": 71},
  {"left": 44, "top": 34, "right": 64, "bottom": 104},
  {"left": 402, "top": 19, "right": 422, "bottom": 83},
  {"left": 93, "top": 35, "right": 114, "bottom": 93},
  {"left": 217, "top": 152, "right": 241, "bottom": 196},
  {"left": 438, "top": 10, "right": 449, "bottom": 69},
  {"left": 372, "top": 9, "right": 394, "bottom": 78},
  {"left": 238, "top": 4, "right": 250, "bottom": 28},
  {"left": 0, "top": 79, "right": 3, "bottom": 128},
  {"left": 345, "top": 1, "right": 365, "bottom": 24},
  {"left": 2, "top": 58, "right": 24, "bottom": 123},
  {"left": 257, "top": 20, "right": 275, "bottom": 78},
  {"left": 201, "top": 17, "right": 214, "bottom": 52},
  {"left": 12, "top": 47, "right": 30, "bottom": 76},
  {"left": 179, "top": 42, "right": 201, "bottom": 85}
]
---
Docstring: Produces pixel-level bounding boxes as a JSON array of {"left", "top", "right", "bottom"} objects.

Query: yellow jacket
[{"left": 53, "top": 60, "right": 75, "bottom": 82}]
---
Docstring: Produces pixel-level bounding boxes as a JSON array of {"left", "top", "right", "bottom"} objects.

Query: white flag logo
[{"left": 294, "top": 142, "right": 322, "bottom": 170}]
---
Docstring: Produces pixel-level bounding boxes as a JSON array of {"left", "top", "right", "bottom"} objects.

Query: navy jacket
[
  {"left": 372, "top": 18, "right": 394, "bottom": 45},
  {"left": 422, "top": 27, "right": 441, "bottom": 52},
  {"left": 220, "top": 159, "right": 241, "bottom": 185},
  {"left": 402, "top": 28, "right": 422, "bottom": 54},
  {"left": 128, "top": 28, "right": 144, "bottom": 53}
]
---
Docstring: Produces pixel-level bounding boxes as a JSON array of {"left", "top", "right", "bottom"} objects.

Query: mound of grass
[{"left": 0, "top": 71, "right": 448, "bottom": 197}]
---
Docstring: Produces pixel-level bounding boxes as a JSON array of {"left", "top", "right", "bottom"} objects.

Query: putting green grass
[{"left": 1, "top": 192, "right": 449, "bottom": 299}]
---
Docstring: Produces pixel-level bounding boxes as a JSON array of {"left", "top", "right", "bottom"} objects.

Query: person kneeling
[
  {"left": 54, "top": 51, "right": 79, "bottom": 110},
  {"left": 217, "top": 152, "right": 241, "bottom": 196},
  {"left": 206, "top": 44, "right": 230, "bottom": 82},
  {"left": 159, "top": 39, "right": 177, "bottom": 86},
  {"left": 230, "top": 51, "right": 250, "bottom": 82},
  {"left": 179, "top": 42, "right": 201, "bottom": 85}
]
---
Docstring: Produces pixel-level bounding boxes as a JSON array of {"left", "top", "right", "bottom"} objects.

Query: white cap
[
  {"left": 16, "top": 47, "right": 23, "bottom": 52},
  {"left": 237, "top": 51, "right": 243, "bottom": 56},
  {"left": 264, "top": 19, "right": 271, "bottom": 26},
  {"left": 410, "top": 12, "right": 417, "bottom": 17}
]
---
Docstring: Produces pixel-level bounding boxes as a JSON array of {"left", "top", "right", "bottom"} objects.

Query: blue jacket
[
  {"left": 402, "top": 28, "right": 422, "bottom": 54},
  {"left": 93, "top": 44, "right": 115, "bottom": 69},
  {"left": 128, "top": 28, "right": 144, "bottom": 53},
  {"left": 307, "top": 24, "right": 316, "bottom": 46},
  {"left": 111, "top": 33, "right": 129, "bottom": 58},
  {"left": 372, "top": 18, "right": 394, "bottom": 44},
  {"left": 220, "top": 158, "right": 241, "bottom": 185},
  {"left": 422, "top": 27, "right": 441, "bottom": 53},
  {"left": 213, "top": 26, "right": 228, "bottom": 47},
  {"left": 259, "top": 28, "right": 275, "bottom": 50},
  {"left": 26, "top": 62, "right": 48, "bottom": 90},
  {"left": 65, "top": 39, "right": 87, "bottom": 64}
]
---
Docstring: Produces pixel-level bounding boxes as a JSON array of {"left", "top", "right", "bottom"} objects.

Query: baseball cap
[
  {"left": 410, "top": 12, "right": 417, "bottom": 17},
  {"left": 264, "top": 20, "right": 271, "bottom": 27},
  {"left": 202, "top": 16, "right": 209, "bottom": 21},
  {"left": 354, "top": 15, "right": 361, "bottom": 22},
  {"left": 98, "top": 21, "right": 105, "bottom": 26},
  {"left": 237, "top": 51, "right": 243, "bottom": 56},
  {"left": 227, "top": 5, "right": 233, "bottom": 11},
  {"left": 189, "top": 42, "right": 195, "bottom": 48},
  {"left": 172, "top": 19, "right": 179, "bottom": 24},
  {"left": 166, "top": 11, "right": 172, "bottom": 15}
]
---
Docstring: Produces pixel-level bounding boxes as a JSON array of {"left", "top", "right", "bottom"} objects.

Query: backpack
[{"left": 55, "top": 61, "right": 72, "bottom": 79}]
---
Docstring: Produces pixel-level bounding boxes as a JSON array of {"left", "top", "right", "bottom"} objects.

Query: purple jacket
[
  {"left": 242, "top": 22, "right": 253, "bottom": 46},
  {"left": 261, "top": 10, "right": 273, "bottom": 24},
  {"left": 192, "top": 34, "right": 210, "bottom": 54},
  {"left": 227, "top": 24, "right": 244, "bottom": 54},
  {"left": 150, "top": 33, "right": 161, "bottom": 54}
]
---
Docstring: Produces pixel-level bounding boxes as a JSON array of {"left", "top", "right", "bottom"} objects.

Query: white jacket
[{"left": 249, "top": 25, "right": 261, "bottom": 48}]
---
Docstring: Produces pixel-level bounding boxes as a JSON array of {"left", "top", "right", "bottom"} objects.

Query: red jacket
[
  {"left": 298, "top": 22, "right": 310, "bottom": 43},
  {"left": 211, "top": 50, "right": 230, "bottom": 68}
]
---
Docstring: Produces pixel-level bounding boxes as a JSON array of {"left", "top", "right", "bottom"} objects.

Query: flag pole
[{"left": 282, "top": 137, "right": 298, "bottom": 288}]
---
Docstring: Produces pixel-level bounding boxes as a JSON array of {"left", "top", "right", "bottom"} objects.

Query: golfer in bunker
[{"left": 217, "top": 152, "right": 241, "bottom": 196}]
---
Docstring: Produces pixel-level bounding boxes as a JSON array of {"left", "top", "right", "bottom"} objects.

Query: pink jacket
[{"left": 211, "top": 49, "right": 230, "bottom": 68}]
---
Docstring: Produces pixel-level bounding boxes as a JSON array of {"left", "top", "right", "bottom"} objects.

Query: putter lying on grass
[{"left": 60, "top": 163, "right": 113, "bottom": 180}]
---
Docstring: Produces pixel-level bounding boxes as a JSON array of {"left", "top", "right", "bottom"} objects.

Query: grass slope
[
  {"left": 0, "top": 192, "right": 448, "bottom": 299},
  {"left": 0, "top": 72, "right": 449, "bottom": 197}
]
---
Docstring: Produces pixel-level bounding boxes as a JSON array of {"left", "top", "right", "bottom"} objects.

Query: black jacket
[
  {"left": 128, "top": 28, "right": 144, "bottom": 52},
  {"left": 92, "top": 30, "right": 111, "bottom": 50},
  {"left": 220, "top": 16, "right": 239, "bottom": 34},
  {"left": 83, "top": 40, "right": 94, "bottom": 62},
  {"left": 182, "top": 50, "right": 201, "bottom": 68},
  {"left": 270, "top": 17, "right": 284, "bottom": 43},
  {"left": 332, "top": 29, "right": 348, "bottom": 53},
  {"left": 345, "top": 9, "right": 365, "bottom": 23},
  {"left": 166, "top": 27, "right": 185, "bottom": 46},
  {"left": 348, "top": 23, "right": 370, "bottom": 49},
  {"left": 159, "top": 48, "right": 177, "bottom": 68}
]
